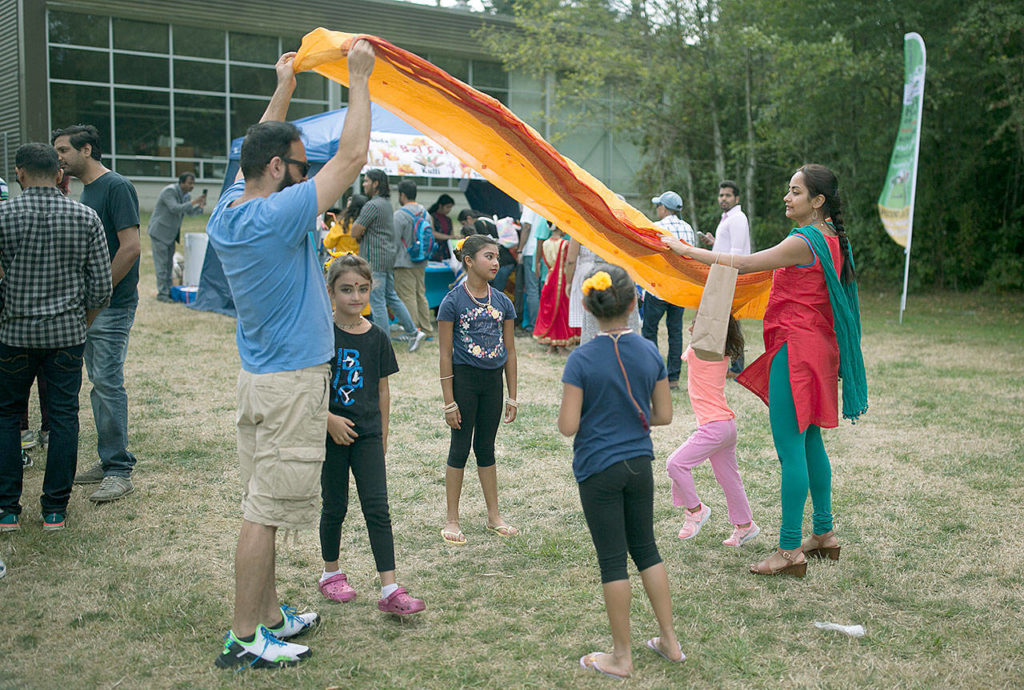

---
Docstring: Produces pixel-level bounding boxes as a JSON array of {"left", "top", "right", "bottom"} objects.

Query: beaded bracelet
[
  {"left": 442, "top": 401, "right": 459, "bottom": 414},
  {"left": 505, "top": 398, "right": 518, "bottom": 408}
]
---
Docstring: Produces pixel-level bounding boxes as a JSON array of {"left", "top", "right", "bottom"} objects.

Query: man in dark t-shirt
[{"left": 53, "top": 125, "right": 141, "bottom": 503}]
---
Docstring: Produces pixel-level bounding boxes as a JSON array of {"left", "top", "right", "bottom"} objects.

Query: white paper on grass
[{"left": 814, "top": 621, "right": 865, "bottom": 637}]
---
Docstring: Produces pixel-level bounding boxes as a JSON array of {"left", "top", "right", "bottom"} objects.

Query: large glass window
[
  {"left": 229, "top": 32, "right": 278, "bottom": 64},
  {"left": 50, "top": 47, "right": 108, "bottom": 83},
  {"left": 175, "top": 94, "right": 226, "bottom": 161},
  {"left": 114, "top": 89, "right": 170, "bottom": 156},
  {"left": 50, "top": 84, "right": 111, "bottom": 152},
  {"left": 229, "top": 65, "right": 277, "bottom": 96},
  {"left": 114, "top": 54, "right": 169, "bottom": 88},
  {"left": 174, "top": 59, "right": 224, "bottom": 93},
  {"left": 113, "top": 18, "right": 168, "bottom": 53},
  {"left": 48, "top": 10, "right": 107, "bottom": 48},
  {"left": 174, "top": 25, "right": 224, "bottom": 60}
]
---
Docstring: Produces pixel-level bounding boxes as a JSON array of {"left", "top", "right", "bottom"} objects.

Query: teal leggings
[{"left": 769, "top": 344, "right": 833, "bottom": 550}]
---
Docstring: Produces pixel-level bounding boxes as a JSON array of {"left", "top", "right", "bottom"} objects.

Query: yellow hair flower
[
  {"left": 455, "top": 238, "right": 467, "bottom": 252},
  {"left": 582, "top": 270, "right": 613, "bottom": 295}
]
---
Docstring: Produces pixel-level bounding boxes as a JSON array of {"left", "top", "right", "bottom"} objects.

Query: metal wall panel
[
  {"left": 46, "top": 0, "right": 514, "bottom": 58},
  {"left": 0, "top": 0, "right": 19, "bottom": 180}
]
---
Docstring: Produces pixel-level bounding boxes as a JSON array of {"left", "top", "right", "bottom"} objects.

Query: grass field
[{"left": 1, "top": 215, "right": 1023, "bottom": 688}]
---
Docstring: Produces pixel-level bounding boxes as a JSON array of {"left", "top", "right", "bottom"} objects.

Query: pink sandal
[{"left": 319, "top": 573, "right": 356, "bottom": 602}]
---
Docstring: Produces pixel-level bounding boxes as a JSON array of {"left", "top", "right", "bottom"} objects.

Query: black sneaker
[{"left": 214, "top": 625, "right": 311, "bottom": 670}]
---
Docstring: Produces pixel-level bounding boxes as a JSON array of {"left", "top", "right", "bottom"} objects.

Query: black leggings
[
  {"left": 447, "top": 364, "right": 503, "bottom": 469},
  {"left": 319, "top": 434, "right": 395, "bottom": 573},
  {"left": 578, "top": 457, "right": 662, "bottom": 583}
]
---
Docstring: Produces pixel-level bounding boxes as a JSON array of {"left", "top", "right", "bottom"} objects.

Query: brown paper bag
[{"left": 690, "top": 259, "right": 739, "bottom": 362}]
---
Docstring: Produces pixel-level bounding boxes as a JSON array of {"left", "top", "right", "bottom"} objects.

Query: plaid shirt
[
  {"left": 0, "top": 187, "right": 112, "bottom": 348},
  {"left": 655, "top": 213, "right": 696, "bottom": 245}
]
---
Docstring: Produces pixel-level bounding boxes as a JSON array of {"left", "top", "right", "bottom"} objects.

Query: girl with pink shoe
[
  {"left": 666, "top": 317, "right": 758, "bottom": 546},
  {"left": 317, "top": 254, "right": 425, "bottom": 615},
  {"left": 559, "top": 266, "right": 684, "bottom": 679}
]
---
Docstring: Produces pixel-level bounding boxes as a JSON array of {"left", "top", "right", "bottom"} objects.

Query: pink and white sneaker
[
  {"left": 677, "top": 504, "right": 711, "bottom": 540},
  {"left": 722, "top": 521, "right": 760, "bottom": 547},
  {"left": 319, "top": 573, "right": 356, "bottom": 602},
  {"left": 377, "top": 587, "right": 425, "bottom": 615}
]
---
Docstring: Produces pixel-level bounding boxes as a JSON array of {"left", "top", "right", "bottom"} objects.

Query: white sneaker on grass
[
  {"left": 677, "top": 504, "right": 711, "bottom": 540},
  {"left": 409, "top": 330, "right": 428, "bottom": 352},
  {"left": 265, "top": 605, "right": 320, "bottom": 639},
  {"left": 722, "top": 521, "right": 760, "bottom": 547},
  {"left": 214, "top": 624, "right": 311, "bottom": 669}
]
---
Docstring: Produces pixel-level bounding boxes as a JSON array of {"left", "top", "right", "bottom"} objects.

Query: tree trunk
[
  {"left": 744, "top": 47, "right": 756, "bottom": 239},
  {"left": 679, "top": 135, "right": 699, "bottom": 234}
]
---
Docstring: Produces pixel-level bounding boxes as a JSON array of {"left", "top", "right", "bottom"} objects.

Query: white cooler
[{"left": 183, "top": 232, "right": 208, "bottom": 287}]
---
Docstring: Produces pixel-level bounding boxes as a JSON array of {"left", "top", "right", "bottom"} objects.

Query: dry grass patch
[{"left": 1, "top": 221, "right": 1022, "bottom": 687}]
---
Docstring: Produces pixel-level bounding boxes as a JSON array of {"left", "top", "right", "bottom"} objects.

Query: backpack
[{"left": 401, "top": 207, "right": 434, "bottom": 262}]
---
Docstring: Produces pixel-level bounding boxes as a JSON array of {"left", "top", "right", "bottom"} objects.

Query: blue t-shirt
[
  {"left": 562, "top": 332, "right": 666, "bottom": 482},
  {"left": 437, "top": 283, "right": 516, "bottom": 369},
  {"left": 206, "top": 179, "right": 332, "bottom": 374}
]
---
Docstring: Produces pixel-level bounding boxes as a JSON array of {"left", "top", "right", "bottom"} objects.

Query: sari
[{"left": 532, "top": 236, "right": 580, "bottom": 346}]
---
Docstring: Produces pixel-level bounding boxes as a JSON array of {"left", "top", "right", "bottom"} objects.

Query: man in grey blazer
[{"left": 147, "top": 172, "right": 205, "bottom": 302}]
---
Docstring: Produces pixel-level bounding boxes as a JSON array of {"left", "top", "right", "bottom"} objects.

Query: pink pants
[{"left": 665, "top": 418, "right": 753, "bottom": 526}]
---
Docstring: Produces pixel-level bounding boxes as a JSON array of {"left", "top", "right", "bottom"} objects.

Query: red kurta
[{"left": 737, "top": 234, "right": 842, "bottom": 432}]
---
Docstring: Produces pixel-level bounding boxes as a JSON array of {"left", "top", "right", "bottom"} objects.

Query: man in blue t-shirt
[
  {"left": 204, "top": 43, "right": 376, "bottom": 670},
  {"left": 52, "top": 124, "right": 141, "bottom": 504}
]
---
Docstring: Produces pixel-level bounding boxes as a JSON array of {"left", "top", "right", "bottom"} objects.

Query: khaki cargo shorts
[{"left": 236, "top": 364, "right": 329, "bottom": 530}]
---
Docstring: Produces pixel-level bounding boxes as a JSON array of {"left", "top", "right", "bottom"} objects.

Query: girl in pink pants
[{"left": 666, "top": 318, "right": 758, "bottom": 546}]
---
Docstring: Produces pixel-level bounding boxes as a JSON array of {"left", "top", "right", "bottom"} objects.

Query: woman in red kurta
[{"left": 664, "top": 164, "right": 861, "bottom": 578}]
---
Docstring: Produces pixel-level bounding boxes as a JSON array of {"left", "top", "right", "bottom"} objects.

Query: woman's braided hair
[{"left": 798, "top": 164, "right": 856, "bottom": 285}]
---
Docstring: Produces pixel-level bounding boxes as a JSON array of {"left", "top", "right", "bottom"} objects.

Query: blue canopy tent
[{"left": 190, "top": 104, "right": 516, "bottom": 316}]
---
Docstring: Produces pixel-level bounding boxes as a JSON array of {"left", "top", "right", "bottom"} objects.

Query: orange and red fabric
[{"left": 294, "top": 28, "right": 773, "bottom": 318}]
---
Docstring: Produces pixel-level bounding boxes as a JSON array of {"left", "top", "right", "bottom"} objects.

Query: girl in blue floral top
[{"left": 437, "top": 234, "right": 519, "bottom": 546}]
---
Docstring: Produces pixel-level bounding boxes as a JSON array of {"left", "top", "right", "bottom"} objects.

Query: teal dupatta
[{"left": 791, "top": 226, "right": 869, "bottom": 422}]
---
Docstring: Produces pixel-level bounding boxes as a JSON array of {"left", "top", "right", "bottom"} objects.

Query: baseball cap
[{"left": 651, "top": 191, "right": 682, "bottom": 211}]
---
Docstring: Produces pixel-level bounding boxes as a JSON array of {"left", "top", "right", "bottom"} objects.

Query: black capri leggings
[
  {"left": 319, "top": 434, "right": 395, "bottom": 573},
  {"left": 578, "top": 456, "right": 662, "bottom": 583},
  {"left": 447, "top": 364, "right": 503, "bottom": 469}
]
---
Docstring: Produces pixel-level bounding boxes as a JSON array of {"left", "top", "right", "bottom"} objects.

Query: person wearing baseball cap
[{"left": 642, "top": 191, "right": 695, "bottom": 389}]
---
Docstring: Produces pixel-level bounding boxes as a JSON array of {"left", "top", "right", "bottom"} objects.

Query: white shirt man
[{"left": 700, "top": 181, "right": 750, "bottom": 255}]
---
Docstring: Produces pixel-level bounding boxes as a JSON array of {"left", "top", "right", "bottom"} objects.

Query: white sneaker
[
  {"left": 722, "top": 521, "right": 760, "bottom": 547},
  {"left": 409, "top": 330, "right": 428, "bottom": 352},
  {"left": 677, "top": 504, "right": 711, "bottom": 540},
  {"left": 214, "top": 624, "right": 311, "bottom": 669},
  {"left": 266, "top": 605, "right": 320, "bottom": 639}
]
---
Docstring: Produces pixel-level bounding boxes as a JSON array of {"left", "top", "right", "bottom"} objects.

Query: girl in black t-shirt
[{"left": 318, "top": 254, "right": 425, "bottom": 616}]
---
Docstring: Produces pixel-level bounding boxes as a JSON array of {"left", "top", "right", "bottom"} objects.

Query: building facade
[{"left": 1, "top": 0, "right": 640, "bottom": 210}]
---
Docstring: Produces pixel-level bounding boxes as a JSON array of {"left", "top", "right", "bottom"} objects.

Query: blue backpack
[{"left": 401, "top": 207, "right": 434, "bottom": 262}]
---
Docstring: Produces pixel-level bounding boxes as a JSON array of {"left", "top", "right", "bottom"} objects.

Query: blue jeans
[
  {"left": 0, "top": 341, "right": 85, "bottom": 515},
  {"left": 519, "top": 257, "right": 541, "bottom": 329},
  {"left": 641, "top": 294, "right": 684, "bottom": 382},
  {"left": 370, "top": 270, "right": 417, "bottom": 337},
  {"left": 84, "top": 306, "right": 138, "bottom": 477}
]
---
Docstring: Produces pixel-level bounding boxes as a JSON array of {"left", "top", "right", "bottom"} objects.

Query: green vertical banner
[
  {"left": 879, "top": 33, "right": 925, "bottom": 246},
  {"left": 879, "top": 33, "right": 925, "bottom": 322}
]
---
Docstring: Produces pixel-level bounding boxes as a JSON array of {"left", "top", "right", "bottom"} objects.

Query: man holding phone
[{"left": 147, "top": 172, "right": 205, "bottom": 302}]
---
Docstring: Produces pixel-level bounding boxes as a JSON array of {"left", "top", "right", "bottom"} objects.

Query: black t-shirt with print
[{"left": 328, "top": 321, "right": 399, "bottom": 438}]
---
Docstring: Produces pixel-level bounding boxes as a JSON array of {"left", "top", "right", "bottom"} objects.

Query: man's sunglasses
[{"left": 281, "top": 157, "right": 310, "bottom": 177}]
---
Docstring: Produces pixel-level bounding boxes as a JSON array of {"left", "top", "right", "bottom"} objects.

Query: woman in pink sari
[{"left": 533, "top": 227, "right": 580, "bottom": 352}]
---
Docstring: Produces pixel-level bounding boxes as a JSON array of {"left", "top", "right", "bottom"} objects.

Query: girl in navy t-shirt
[
  {"left": 558, "top": 265, "right": 683, "bottom": 679},
  {"left": 436, "top": 234, "right": 519, "bottom": 546},
  {"left": 317, "top": 254, "right": 425, "bottom": 615}
]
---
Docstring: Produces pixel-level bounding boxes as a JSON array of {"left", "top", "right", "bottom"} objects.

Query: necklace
[
  {"left": 463, "top": 281, "right": 491, "bottom": 308},
  {"left": 597, "top": 327, "right": 632, "bottom": 337},
  {"left": 337, "top": 316, "right": 364, "bottom": 330}
]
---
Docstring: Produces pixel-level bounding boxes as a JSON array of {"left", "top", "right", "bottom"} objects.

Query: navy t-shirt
[
  {"left": 328, "top": 322, "right": 399, "bottom": 438},
  {"left": 562, "top": 332, "right": 667, "bottom": 482},
  {"left": 80, "top": 171, "right": 140, "bottom": 309},
  {"left": 437, "top": 283, "right": 516, "bottom": 369}
]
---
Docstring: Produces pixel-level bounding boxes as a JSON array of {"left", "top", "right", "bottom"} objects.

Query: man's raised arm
[
  {"left": 231, "top": 52, "right": 299, "bottom": 183},
  {"left": 315, "top": 40, "right": 375, "bottom": 213}
]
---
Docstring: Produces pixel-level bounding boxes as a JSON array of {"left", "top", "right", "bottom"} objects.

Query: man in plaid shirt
[
  {"left": 643, "top": 191, "right": 695, "bottom": 390},
  {"left": 0, "top": 143, "right": 112, "bottom": 532}
]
